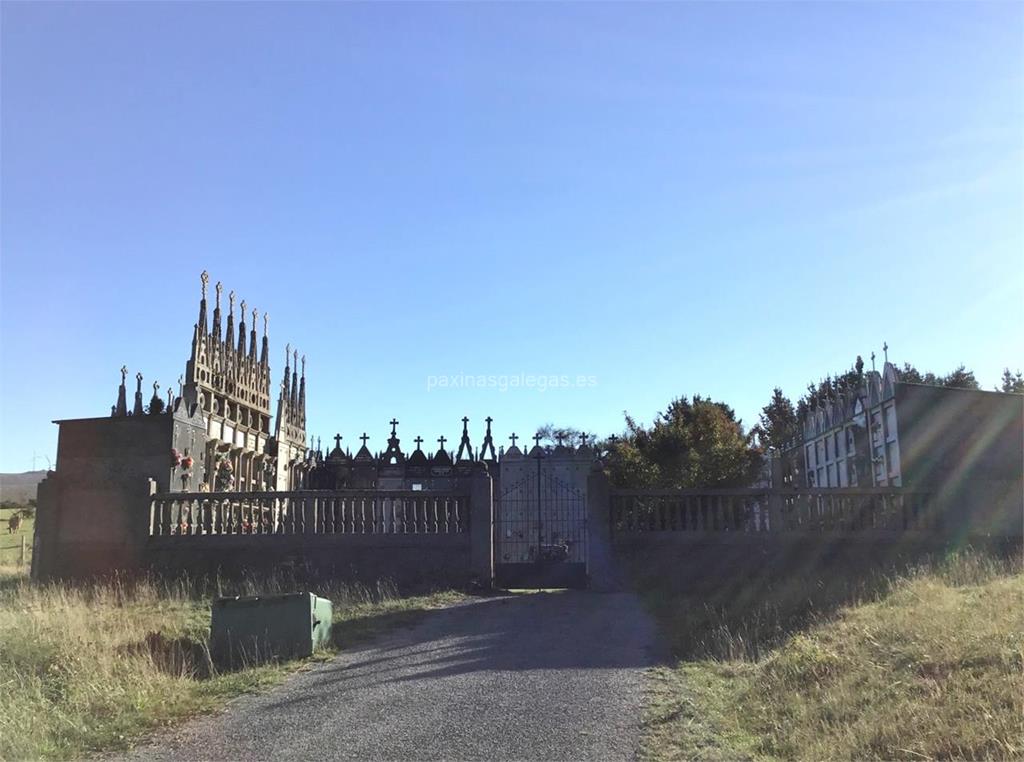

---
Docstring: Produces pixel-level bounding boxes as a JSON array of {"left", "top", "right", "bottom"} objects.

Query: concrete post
[
  {"left": 587, "top": 468, "right": 621, "bottom": 591},
  {"left": 126, "top": 478, "right": 158, "bottom": 573},
  {"left": 468, "top": 465, "right": 494, "bottom": 589}
]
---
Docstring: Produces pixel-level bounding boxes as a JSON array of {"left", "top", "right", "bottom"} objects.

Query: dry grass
[
  {"left": 641, "top": 548, "right": 1024, "bottom": 760},
  {"left": 0, "top": 570, "right": 461, "bottom": 760}
]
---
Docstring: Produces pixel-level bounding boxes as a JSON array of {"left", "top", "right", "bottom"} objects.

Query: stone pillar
[
  {"left": 468, "top": 465, "right": 494, "bottom": 589},
  {"left": 30, "top": 472, "right": 59, "bottom": 581},
  {"left": 586, "top": 468, "right": 621, "bottom": 591}
]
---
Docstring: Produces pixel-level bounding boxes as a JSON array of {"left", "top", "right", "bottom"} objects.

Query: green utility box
[{"left": 210, "top": 592, "right": 333, "bottom": 668}]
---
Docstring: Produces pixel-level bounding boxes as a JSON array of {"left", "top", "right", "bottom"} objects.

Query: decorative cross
[
  {"left": 580, "top": 433, "right": 589, "bottom": 446},
  {"left": 200, "top": 270, "right": 209, "bottom": 297},
  {"left": 121, "top": 365, "right": 128, "bottom": 383},
  {"left": 485, "top": 416, "right": 493, "bottom": 428},
  {"left": 556, "top": 433, "right": 564, "bottom": 446},
  {"left": 437, "top": 435, "right": 447, "bottom": 449},
  {"left": 461, "top": 416, "right": 469, "bottom": 429},
  {"left": 533, "top": 433, "right": 542, "bottom": 447},
  {"left": 390, "top": 418, "right": 400, "bottom": 436},
  {"left": 883, "top": 342, "right": 889, "bottom": 364},
  {"left": 609, "top": 434, "right": 619, "bottom": 444},
  {"left": 413, "top": 436, "right": 423, "bottom": 450},
  {"left": 360, "top": 433, "right": 369, "bottom": 446},
  {"left": 509, "top": 433, "right": 519, "bottom": 447},
  {"left": 334, "top": 433, "right": 342, "bottom": 449}
]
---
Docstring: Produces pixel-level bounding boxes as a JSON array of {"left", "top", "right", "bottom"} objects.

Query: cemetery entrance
[{"left": 494, "top": 455, "right": 589, "bottom": 589}]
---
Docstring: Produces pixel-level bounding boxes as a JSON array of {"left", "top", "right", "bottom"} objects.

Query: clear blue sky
[{"left": 2, "top": 2, "right": 1022, "bottom": 472}]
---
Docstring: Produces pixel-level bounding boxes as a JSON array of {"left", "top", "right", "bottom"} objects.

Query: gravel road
[{"left": 124, "top": 590, "right": 660, "bottom": 761}]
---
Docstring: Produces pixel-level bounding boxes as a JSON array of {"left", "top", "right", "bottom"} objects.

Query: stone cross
[
  {"left": 580, "top": 433, "right": 589, "bottom": 446},
  {"left": 414, "top": 436, "right": 423, "bottom": 450},
  {"left": 390, "top": 418, "right": 399, "bottom": 436},
  {"left": 360, "top": 433, "right": 369, "bottom": 446},
  {"left": 334, "top": 433, "right": 342, "bottom": 449},
  {"left": 485, "top": 416, "right": 493, "bottom": 428},
  {"left": 556, "top": 433, "right": 564, "bottom": 446},
  {"left": 437, "top": 435, "right": 447, "bottom": 449},
  {"left": 509, "top": 433, "right": 518, "bottom": 447},
  {"left": 533, "top": 433, "right": 542, "bottom": 447}
]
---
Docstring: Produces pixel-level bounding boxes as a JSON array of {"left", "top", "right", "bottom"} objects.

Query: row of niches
[
  {"left": 201, "top": 393, "right": 271, "bottom": 434},
  {"left": 196, "top": 367, "right": 270, "bottom": 409}
]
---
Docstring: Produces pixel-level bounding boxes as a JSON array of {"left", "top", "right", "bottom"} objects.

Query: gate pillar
[
  {"left": 469, "top": 465, "right": 494, "bottom": 589},
  {"left": 586, "top": 469, "right": 621, "bottom": 591}
]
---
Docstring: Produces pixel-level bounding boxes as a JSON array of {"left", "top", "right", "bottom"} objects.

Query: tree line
[{"left": 536, "top": 362, "right": 1023, "bottom": 489}]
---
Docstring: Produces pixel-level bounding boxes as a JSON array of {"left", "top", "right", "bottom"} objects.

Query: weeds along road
[{"left": 123, "top": 590, "right": 660, "bottom": 761}]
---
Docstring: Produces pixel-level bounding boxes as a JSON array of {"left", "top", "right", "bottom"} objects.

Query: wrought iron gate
[{"left": 494, "top": 469, "right": 588, "bottom": 589}]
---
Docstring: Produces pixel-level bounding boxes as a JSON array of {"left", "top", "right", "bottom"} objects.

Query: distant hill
[{"left": 0, "top": 471, "right": 47, "bottom": 504}]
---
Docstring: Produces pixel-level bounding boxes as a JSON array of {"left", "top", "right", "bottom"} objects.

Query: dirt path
[{"left": 124, "top": 590, "right": 660, "bottom": 761}]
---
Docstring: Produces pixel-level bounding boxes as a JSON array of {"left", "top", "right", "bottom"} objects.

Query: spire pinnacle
[
  {"left": 260, "top": 312, "right": 269, "bottom": 366},
  {"left": 133, "top": 372, "right": 145, "bottom": 416},
  {"left": 114, "top": 365, "right": 128, "bottom": 416},
  {"left": 197, "top": 271, "right": 209, "bottom": 333}
]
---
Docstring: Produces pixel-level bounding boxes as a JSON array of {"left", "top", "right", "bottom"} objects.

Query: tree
[
  {"left": 533, "top": 424, "right": 595, "bottom": 450},
  {"left": 901, "top": 363, "right": 980, "bottom": 389},
  {"left": 753, "top": 388, "right": 799, "bottom": 452},
  {"left": 999, "top": 368, "right": 1024, "bottom": 393},
  {"left": 606, "top": 395, "right": 761, "bottom": 489},
  {"left": 940, "top": 365, "right": 979, "bottom": 390}
]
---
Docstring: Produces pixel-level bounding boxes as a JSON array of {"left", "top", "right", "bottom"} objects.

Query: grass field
[
  {"left": 0, "top": 569, "right": 462, "bottom": 760},
  {"left": 0, "top": 505, "right": 33, "bottom": 567},
  {"left": 639, "top": 548, "right": 1024, "bottom": 760}
]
